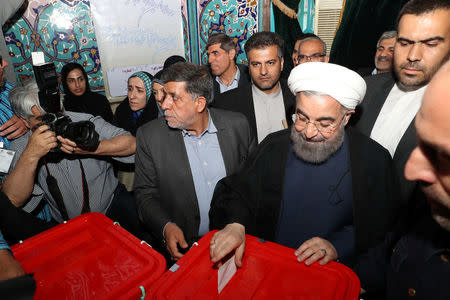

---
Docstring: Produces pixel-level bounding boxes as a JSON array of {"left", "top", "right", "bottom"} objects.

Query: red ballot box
[
  {"left": 150, "top": 231, "right": 360, "bottom": 299},
  {"left": 11, "top": 213, "right": 166, "bottom": 300}
]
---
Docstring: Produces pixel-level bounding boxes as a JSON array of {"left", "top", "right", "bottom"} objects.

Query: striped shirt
[
  {"left": 0, "top": 80, "right": 14, "bottom": 148},
  {"left": 9, "top": 111, "right": 135, "bottom": 222},
  {"left": 0, "top": 230, "right": 10, "bottom": 251}
]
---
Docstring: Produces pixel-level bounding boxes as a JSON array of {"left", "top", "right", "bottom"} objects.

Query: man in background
[
  {"left": 358, "top": 31, "right": 397, "bottom": 76},
  {"left": 212, "top": 31, "right": 295, "bottom": 143},
  {"left": 296, "top": 35, "right": 329, "bottom": 65},
  {"left": 206, "top": 33, "right": 250, "bottom": 96},
  {"left": 291, "top": 33, "right": 317, "bottom": 66},
  {"left": 353, "top": 0, "right": 450, "bottom": 206}
]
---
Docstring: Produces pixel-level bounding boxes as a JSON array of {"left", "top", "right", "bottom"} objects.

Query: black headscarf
[{"left": 60, "top": 63, "right": 113, "bottom": 122}]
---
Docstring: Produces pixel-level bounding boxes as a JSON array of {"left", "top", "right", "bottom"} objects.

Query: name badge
[{"left": 0, "top": 148, "right": 15, "bottom": 175}]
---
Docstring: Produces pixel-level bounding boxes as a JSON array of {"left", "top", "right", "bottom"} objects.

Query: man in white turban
[{"left": 208, "top": 62, "right": 400, "bottom": 270}]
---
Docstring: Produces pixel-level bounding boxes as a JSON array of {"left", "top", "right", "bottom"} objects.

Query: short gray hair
[
  {"left": 9, "top": 79, "right": 45, "bottom": 120},
  {"left": 376, "top": 30, "right": 397, "bottom": 48},
  {"left": 161, "top": 62, "right": 214, "bottom": 106},
  {"left": 298, "top": 36, "right": 327, "bottom": 55}
]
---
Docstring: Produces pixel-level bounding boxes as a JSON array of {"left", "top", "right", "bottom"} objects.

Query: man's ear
[
  {"left": 228, "top": 49, "right": 236, "bottom": 61},
  {"left": 343, "top": 109, "right": 355, "bottom": 126},
  {"left": 325, "top": 56, "right": 330, "bottom": 63},
  {"left": 195, "top": 96, "right": 207, "bottom": 112},
  {"left": 280, "top": 56, "right": 284, "bottom": 71}
]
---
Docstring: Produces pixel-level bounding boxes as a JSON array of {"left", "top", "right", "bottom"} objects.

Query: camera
[
  {"left": 37, "top": 113, "right": 100, "bottom": 151},
  {"left": 32, "top": 62, "right": 99, "bottom": 151}
]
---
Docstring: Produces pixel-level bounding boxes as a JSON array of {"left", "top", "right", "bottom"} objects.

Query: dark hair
[
  {"left": 61, "top": 62, "right": 90, "bottom": 96},
  {"left": 244, "top": 31, "right": 284, "bottom": 58},
  {"left": 206, "top": 32, "right": 236, "bottom": 54},
  {"left": 163, "top": 55, "right": 186, "bottom": 69},
  {"left": 398, "top": 0, "right": 450, "bottom": 23},
  {"left": 154, "top": 69, "right": 163, "bottom": 80},
  {"left": 161, "top": 62, "right": 214, "bottom": 105}
]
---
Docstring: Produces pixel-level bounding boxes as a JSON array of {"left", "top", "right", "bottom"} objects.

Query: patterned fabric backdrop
[
  {"left": 186, "top": 0, "right": 261, "bottom": 65},
  {"left": 4, "top": 0, "right": 262, "bottom": 93},
  {"left": 4, "top": 0, "right": 104, "bottom": 92}
]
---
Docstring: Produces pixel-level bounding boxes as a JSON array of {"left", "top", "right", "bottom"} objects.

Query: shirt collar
[
  {"left": 182, "top": 110, "right": 217, "bottom": 137},
  {"left": 216, "top": 65, "right": 240, "bottom": 87}
]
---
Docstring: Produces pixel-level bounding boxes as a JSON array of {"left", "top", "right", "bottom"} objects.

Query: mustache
[
  {"left": 377, "top": 56, "right": 391, "bottom": 62},
  {"left": 400, "top": 61, "right": 424, "bottom": 71},
  {"left": 300, "top": 132, "right": 326, "bottom": 142}
]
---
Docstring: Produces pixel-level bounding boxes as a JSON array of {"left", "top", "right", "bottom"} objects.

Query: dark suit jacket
[
  {"left": 212, "top": 76, "right": 295, "bottom": 141},
  {"left": 210, "top": 128, "right": 399, "bottom": 262},
  {"left": 212, "top": 63, "right": 251, "bottom": 96},
  {"left": 356, "top": 67, "right": 374, "bottom": 77},
  {"left": 134, "top": 108, "right": 256, "bottom": 249},
  {"left": 354, "top": 199, "right": 450, "bottom": 299},
  {"left": 352, "top": 72, "right": 417, "bottom": 206}
]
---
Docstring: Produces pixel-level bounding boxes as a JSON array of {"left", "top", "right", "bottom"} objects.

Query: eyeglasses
[
  {"left": 292, "top": 112, "right": 346, "bottom": 134},
  {"left": 297, "top": 53, "right": 326, "bottom": 62}
]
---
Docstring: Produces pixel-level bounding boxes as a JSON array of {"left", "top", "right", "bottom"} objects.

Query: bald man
[{"left": 209, "top": 63, "right": 399, "bottom": 268}]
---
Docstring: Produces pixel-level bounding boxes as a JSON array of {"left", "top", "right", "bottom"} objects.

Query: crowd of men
[{"left": 0, "top": 0, "right": 449, "bottom": 298}]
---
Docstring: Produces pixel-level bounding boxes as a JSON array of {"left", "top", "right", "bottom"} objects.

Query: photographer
[{"left": 2, "top": 79, "right": 143, "bottom": 237}]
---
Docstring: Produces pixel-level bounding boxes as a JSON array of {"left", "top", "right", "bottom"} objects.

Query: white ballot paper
[{"left": 218, "top": 254, "right": 237, "bottom": 294}]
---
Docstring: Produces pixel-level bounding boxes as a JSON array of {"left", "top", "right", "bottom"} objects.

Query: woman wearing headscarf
[
  {"left": 113, "top": 71, "right": 159, "bottom": 191},
  {"left": 113, "top": 71, "right": 159, "bottom": 136},
  {"left": 61, "top": 62, "right": 114, "bottom": 122},
  {"left": 61, "top": 63, "right": 113, "bottom": 122}
]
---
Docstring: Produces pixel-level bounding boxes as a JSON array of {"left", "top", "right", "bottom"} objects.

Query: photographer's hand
[
  {"left": 2, "top": 125, "right": 57, "bottom": 207},
  {"left": 25, "top": 125, "right": 58, "bottom": 160},
  {"left": 57, "top": 136, "right": 81, "bottom": 155}
]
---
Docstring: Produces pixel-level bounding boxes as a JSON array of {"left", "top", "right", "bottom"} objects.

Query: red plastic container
[
  {"left": 150, "top": 231, "right": 360, "bottom": 299},
  {"left": 11, "top": 213, "right": 166, "bottom": 300}
]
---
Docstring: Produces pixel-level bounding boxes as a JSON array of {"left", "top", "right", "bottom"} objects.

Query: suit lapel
[
  {"left": 166, "top": 128, "right": 199, "bottom": 211},
  {"left": 346, "top": 128, "right": 370, "bottom": 253},
  {"left": 393, "top": 118, "right": 417, "bottom": 162},
  {"left": 210, "top": 109, "right": 234, "bottom": 175},
  {"left": 364, "top": 77, "right": 396, "bottom": 133}
]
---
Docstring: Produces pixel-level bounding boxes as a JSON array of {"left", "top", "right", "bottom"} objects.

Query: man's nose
[
  {"left": 404, "top": 146, "right": 437, "bottom": 184},
  {"left": 407, "top": 43, "right": 422, "bottom": 62},
  {"left": 260, "top": 64, "right": 268, "bottom": 75},
  {"left": 161, "top": 95, "right": 172, "bottom": 110},
  {"left": 304, "top": 122, "right": 318, "bottom": 139}
]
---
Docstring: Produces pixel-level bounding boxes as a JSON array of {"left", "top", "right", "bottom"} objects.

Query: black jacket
[
  {"left": 212, "top": 76, "right": 295, "bottom": 141},
  {"left": 352, "top": 72, "right": 417, "bottom": 207},
  {"left": 210, "top": 127, "right": 399, "bottom": 260}
]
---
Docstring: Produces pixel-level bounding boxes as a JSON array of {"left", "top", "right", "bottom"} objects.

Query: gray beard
[{"left": 290, "top": 124, "right": 345, "bottom": 164}]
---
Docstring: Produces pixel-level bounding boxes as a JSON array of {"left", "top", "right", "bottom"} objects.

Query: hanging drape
[
  {"left": 330, "top": 0, "right": 409, "bottom": 71},
  {"left": 272, "top": 0, "right": 303, "bottom": 72}
]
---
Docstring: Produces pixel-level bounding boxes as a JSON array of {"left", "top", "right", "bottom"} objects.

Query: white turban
[{"left": 288, "top": 62, "right": 367, "bottom": 109}]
